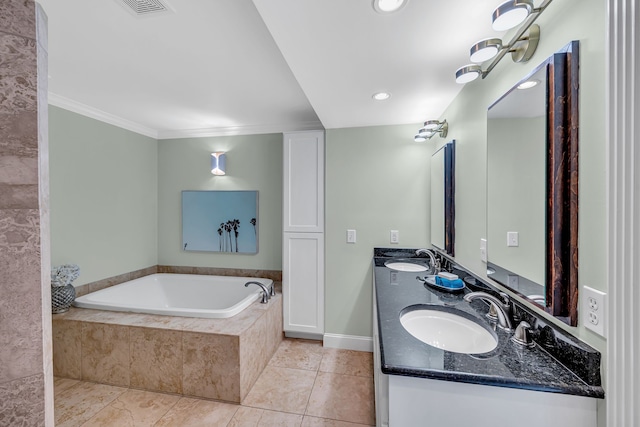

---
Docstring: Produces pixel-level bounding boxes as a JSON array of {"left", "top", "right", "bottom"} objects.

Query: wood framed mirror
[{"left": 486, "top": 41, "right": 579, "bottom": 326}]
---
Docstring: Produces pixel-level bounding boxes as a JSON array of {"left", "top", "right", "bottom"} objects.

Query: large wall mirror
[
  {"left": 486, "top": 41, "right": 579, "bottom": 326},
  {"left": 431, "top": 140, "right": 455, "bottom": 255}
]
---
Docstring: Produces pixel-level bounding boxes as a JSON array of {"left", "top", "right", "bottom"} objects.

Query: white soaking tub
[{"left": 72, "top": 273, "right": 273, "bottom": 318}]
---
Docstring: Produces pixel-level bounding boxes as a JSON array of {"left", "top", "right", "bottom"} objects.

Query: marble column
[{"left": 0, "top": 0, "right": 53, "bottom": 426}]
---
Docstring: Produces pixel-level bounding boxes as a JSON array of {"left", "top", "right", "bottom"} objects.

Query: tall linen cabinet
[{"left": 282, "top": 131, "right": 325, "bottom": 339}]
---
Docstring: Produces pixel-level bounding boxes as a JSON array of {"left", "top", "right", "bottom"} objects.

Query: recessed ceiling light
[
  {"left": 372, "top": 0, "right": 407, "bottom": 14},
  {"left": 517, "top": 79, "right": 540, "bottom": 90},
  {"left": 372, "top": 92, "right": 391, "bottom": 101}
]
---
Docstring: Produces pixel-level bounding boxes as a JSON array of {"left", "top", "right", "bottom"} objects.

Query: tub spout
[{"left": 245, "top": 281, "right": 270, "bottom": 303}]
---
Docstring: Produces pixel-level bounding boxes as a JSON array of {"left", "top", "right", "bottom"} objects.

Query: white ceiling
[{"left": 38, "top": 0, "right": 506, "bottom": 139}]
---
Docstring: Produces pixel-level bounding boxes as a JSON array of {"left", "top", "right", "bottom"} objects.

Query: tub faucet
[
  {"left": 415, "top": 248, "right": 440, "bottom": 274},
  {"left": 463, "top": 291, "right": 513, "bottom": 331},
  {"left": 245, "top": 281, "right": 270, "bottom": 303}
]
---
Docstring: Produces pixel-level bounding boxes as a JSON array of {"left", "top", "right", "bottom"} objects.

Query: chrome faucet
[
  {"left": 463, "top": 291, "right": 513, "bottom": 331},
  {"left": 245, "top": 281, "right": 271, "bottom": 303},
  {"left": 415, "top": 248, "right": 440, "bottom": 275}
]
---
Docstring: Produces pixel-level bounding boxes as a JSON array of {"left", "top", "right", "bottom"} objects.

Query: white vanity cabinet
[{"left": 282, "top": 131, "right": 324, "bottom": 338}]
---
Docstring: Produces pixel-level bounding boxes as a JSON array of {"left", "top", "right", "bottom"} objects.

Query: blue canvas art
[{"left": 182, "top": 190, "right": 258, "bottom": 253}]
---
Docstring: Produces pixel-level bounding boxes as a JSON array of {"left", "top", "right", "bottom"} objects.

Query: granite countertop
[{"left": 373, "top": 253, "right": 605, "bottom": 399}]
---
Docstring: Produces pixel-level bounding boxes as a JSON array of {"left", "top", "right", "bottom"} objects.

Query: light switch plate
[
  {"left": 347, "top": 229, "right": 356, "bottom": 243},
  {"left": 507, "top": 231, "right": 519, "bottom": 247},
  {"left": 583, "top": 286, "right": 606, "bottom": 337}
]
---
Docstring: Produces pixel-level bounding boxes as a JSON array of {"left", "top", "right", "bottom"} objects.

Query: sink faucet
[
  {"left": 463, "top": 291, "right": 513, "bottom": 331},
  {"left": 415, "top": 248, "right": 440, "bottom": 275},
  {"left": 245, "top": 281, "right": 271, "bottom": 303}
]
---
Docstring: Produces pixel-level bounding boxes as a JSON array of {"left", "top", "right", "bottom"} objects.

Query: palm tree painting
[{"left": 182, "top": 191, "right": 258, "bottom": 253}]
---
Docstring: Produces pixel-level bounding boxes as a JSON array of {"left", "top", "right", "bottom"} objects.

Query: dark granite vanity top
[{"left": 373, "top": 248, "right": 605, "bottom": 399}]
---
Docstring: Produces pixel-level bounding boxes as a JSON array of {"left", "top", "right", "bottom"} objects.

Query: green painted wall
[
  {"left": 439, "top": 0, "right": 606, "bottom": 352},
  {"left": 325, "top": 124, "right": 432, "bottom": 337},
  {"left": 49, "top": 106, "right": 158, "bottom": 286},
  {"left": 157, "top": 134, "right": 282, "bottom": 270}
]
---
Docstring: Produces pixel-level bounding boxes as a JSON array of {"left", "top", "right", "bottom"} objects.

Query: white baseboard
[{"left": 323, "top": 333, "right": 373, "bottom": 352}]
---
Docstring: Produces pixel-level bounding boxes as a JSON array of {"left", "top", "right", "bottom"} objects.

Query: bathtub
[{"left": 72, "top": 273, "right": 272, "bottom": 318}]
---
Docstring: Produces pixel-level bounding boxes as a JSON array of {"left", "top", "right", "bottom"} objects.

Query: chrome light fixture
[
  {"left": 414, "top": 120, "right": 448, "bottom": 142},
  {"left": 470, "top": 38, "right": 503, "bottom": 63},
  {"left": 455, "top": 0, "right": 552, "bottom": 84},
  {"left": 211, "top": 152, "right": 226, "bottom": 175},
  {"left": 492, "top": 0, "right": 534, "bottom": 31}
]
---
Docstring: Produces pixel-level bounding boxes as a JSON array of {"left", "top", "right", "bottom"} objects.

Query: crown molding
[
  {"left": 156, "top": 120, "right": 324, "bottom": 140},
  {"left": 48, "top": 93, "right": 159, "bottom": 139},
  {"left": 48, "top": 92, "right": 324, "bottom": 140}
]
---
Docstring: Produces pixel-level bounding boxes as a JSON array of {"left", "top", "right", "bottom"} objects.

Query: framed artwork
[{"left": 182, "top": 190, "right": 258, "bottom": 253}]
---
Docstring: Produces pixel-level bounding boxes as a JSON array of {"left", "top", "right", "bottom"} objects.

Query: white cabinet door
[
  {"left": 283, "top": 131, "right": 324, "bottom": 233},
  {"left": 283, "top": 232, "right": 324, "bottom": 336}
]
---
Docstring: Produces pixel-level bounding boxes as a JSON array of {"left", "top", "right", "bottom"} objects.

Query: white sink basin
[
  {"left": 385, "top": 261, "right": 428, "bottom": 272},
  {"left": 400, "top": 307, "right": 498, "bottom": 354}
]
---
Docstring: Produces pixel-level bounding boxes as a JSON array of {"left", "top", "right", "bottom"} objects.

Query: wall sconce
[
  {"left": 414, "top": 120, "right": 448, "bottom": 142},
  {"left": 455, "top": 0, "right": 552, "bottom": 84},
  {"left": 211, "top": 152, "right": 226, "bottom": 175}
]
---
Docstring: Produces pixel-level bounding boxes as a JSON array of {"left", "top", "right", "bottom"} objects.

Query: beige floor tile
[
  {"left": 319, "top": 350, "right": 373, "bottom": 378},
  {"left": 305, "top": 372, "right": 375, "bottom": 426},
  {"left": 242, "top": 366, "right": 316, "bottom": 414},
  {"left": 80, "top": 389, "right": 179, "bottom": 426},
  {"left": 229, "top": 406, "right": 303, "bottom": 426},
  {"left": 54, "top": 381, "right": 127, "bottom": 427},
  {"left": 53, "top": 377, "right": 80, "bottom": 396},
  {"left": 154, "top": 397, "right": 239, "bottom": 427},
  {"left": 302, "top": 416, "right": 373, "bottom": 427},
  {"left": 269, "top": 338, "right": 324, "bottom": 371}
]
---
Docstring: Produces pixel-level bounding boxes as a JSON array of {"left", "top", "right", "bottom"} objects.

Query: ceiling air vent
[{"left": 118, "top": 0, "right": 173, "bottom": 16}]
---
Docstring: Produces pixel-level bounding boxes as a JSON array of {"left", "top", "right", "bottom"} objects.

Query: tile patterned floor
[{"left": 54, "top": 338, "right": 375, "bottom": 426}]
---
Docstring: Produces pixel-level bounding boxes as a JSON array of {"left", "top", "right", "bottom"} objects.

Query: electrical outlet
[
  {"left": 390, "top": 230, "right": 399, "bottom": 244},
  {"left": 347, "top": 229, "right": 356, "bottom": 243},
  {"left": 583, "top": 286, "right": 606, "bottom": 337},
  {"left": 480, "top": 238, "right": 487, "bottom": 262}
]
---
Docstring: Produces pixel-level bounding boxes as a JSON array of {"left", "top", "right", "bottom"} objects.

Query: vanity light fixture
[
  {"left": 211, "top": 152, "right": 226, "bottom": 176},
  {"left": 455, "top": 0, "right": 552, "bottom": 84},
  {"left": 414, "top": 120, "right": 448, "bottom": 142},
  {"left": 455, "top": 65, "right": 483, "bottom": 84},
  {"left": 372, "top": 0, "right": 407, "bottom": 14},
  {"left": 372, "top": 92, "right": 391, "bottom": 101},
  {"left": 470, "top": 38, "right": 503, "bottom": 63},
  {"left": 492, "top": 0, "right": 534, "bottom": 31}
]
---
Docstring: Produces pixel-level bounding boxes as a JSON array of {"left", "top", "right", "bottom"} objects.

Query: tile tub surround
[
  {"left": 52, "top": 293, "right": 283, "bottom": 403},
  {"left": 373, "top": 253, "right": 605, "bottom": 398}
]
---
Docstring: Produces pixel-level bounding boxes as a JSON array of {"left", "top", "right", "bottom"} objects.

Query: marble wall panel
[
  {"left": 182, "top": 332, "right": 241, "bottom": 402},
  {"left": 0, "top": 209, "right": 43, "bottom": 383},
  {"left": 130, "top": 328, "right": 183, "bottom": 394},
  {"left": 52, "top": 320, "right": 82, "bottom": 379},
  {"left": 0, "top": 373, "right": 44, "bottom": 427},
  {"left": 0, "top": 0, "right": 36, "bottom": 40},
  {"left": 0, "top": 32, "right": 38, "bottom": 114},
  {"left": 81, "top": 323, "right": 130, "bottom": 387}
]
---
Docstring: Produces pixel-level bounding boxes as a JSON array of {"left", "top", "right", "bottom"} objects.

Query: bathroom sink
[
  {"left": 400, "top": 306, "right": 498, "bottom": 354},
  {"left": 384, "top": 260, "right": 429, "bottom": 272}
]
